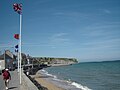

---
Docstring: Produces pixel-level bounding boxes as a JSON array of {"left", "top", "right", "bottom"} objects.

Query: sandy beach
[{"left": 31, "top": 72, "right": 65, "bottom": 90}]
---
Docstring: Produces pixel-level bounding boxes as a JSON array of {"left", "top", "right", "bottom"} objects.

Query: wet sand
[{"left": 31, "top": 72, "right": 65, "bottom": 90}]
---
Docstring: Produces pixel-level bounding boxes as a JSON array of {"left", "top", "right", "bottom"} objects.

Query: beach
[
  {"left": 29, "top": 61, "right": 120, "bottom": 90},
  {"left": 31, "top": 72, "right": 65, "bottom": 90}
]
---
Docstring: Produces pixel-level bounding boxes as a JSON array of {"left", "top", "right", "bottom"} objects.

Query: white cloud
[
  {"left": 22, "top": 43, "right": 53, "bottom": 47},
  {"left": 81, "top": 22, "right": 120, "bottom": 38},
  {"left": 53, "top": 12, "right": 65, "bottom": 16},
  {"left": 85, "top": 22, "right": 120, "bottom": 30},
  {"left": 103, "top": 9, "right": 111, "bottom": 14},
  {"left": 77, "top": 21, "right": 120, "bottom": 52},
  {"left": 49, "top": 33, "right": 72, "bottom": 47},
  {"left": 50, "top": 33, "right": 69, "bottom": 43},
  {"left": 52, "top": 33, "right": 67, "bottom": 38}
]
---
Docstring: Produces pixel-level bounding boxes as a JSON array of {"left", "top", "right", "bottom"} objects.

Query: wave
[
  {"left": 38, "top": 69, "right": 92, "bottom": 90},
  {"left": 71, "top": 82, "right": 92, "bottom": 90},
  {"left": 40, "top": 69, "right": 57, "bottom": 78}
]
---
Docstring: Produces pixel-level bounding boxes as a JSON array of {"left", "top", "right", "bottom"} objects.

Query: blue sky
[{"left": 0, "top": 0, "right": 120, "bottom": 62}]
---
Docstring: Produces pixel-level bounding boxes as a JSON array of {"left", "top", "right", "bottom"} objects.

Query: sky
[{"left": 0, "top": 0, "right": 120, "bottom": 62}]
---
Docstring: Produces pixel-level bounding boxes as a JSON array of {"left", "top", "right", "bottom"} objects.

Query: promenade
[{"left": 0, "top": 70, "right": 38, "bottom": 90}]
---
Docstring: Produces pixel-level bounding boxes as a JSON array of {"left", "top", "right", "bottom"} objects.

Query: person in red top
[{"left": 2, "top": 69, "right": 11, "bottom": 90}]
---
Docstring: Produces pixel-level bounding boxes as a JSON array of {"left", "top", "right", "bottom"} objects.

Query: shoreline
[
  {"left": 31, "top": 72, "right": 65, "bottom": 90},
  {"left": 49, "top": 62, "right": 77, "bottom": 67}
]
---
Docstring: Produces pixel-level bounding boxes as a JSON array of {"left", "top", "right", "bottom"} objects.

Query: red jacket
[{"left": 3, "top": 71, "right": 11, "bottom": 80}]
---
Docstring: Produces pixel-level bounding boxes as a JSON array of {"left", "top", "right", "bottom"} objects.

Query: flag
[
  {"left": 15, "top": 49, "right": 18, "bottom": 52},
  {"left": 13, "top": 3, "right": 22, "bottom": 14},
  {"left": 15, "top": 44, "right": 18, "bottom": 48},
  {"left": 15, "top": 45, "right": 18, "bottom": 53},
  {"left": 14, "top": 34, "right": 19, "bottom": 39}
]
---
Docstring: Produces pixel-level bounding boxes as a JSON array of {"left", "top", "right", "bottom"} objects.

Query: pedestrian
[{"left": 2, "top": 68, "right": 11, "bottom": 90}]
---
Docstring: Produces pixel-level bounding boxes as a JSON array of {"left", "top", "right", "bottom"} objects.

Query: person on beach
[{"left": 2, "top": 68, "right": 11, "bottom": 90}]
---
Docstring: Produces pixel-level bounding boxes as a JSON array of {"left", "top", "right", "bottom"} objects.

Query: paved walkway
[
  {"left": 8, "top": 70, "right": 20, "bottom": 90},
  {"left": 0, "top": 70, "right": 38, "bottom": 90},
  {"left": 0, "top": 73, "right": 5, "bottom": 90},
  {"left": 0, "top": 70, "right": 20, "bottom": 90}
]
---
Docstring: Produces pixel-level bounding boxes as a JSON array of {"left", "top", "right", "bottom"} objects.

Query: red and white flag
[{"left": 13, "top": 3, "right": 22, "bottom": 14}]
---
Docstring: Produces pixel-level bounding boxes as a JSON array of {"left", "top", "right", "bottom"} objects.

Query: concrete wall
[{"left": 21, "top": 72, "right": 38, "bottom": 90}]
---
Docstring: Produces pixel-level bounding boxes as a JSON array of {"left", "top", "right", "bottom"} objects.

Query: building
[{"left": 0, "top": 50, "right": 16, "bottom": 71}]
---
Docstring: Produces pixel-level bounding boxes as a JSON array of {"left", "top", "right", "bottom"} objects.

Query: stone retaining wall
[{"left": 21, "top": 72, "right": 38, "bottom": 90}]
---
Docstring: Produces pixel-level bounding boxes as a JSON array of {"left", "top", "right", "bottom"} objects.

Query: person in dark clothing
[{"left": 2, "top": 68, "right": 11, "bottom": 90}]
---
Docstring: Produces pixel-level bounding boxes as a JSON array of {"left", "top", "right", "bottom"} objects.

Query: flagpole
[
  {"left": 19, "top": 14, "right": 22, "bottom": 84},
  {"left": 17, "top": 50, "right": 19, "bottom": 72},
  {"left": 13, "top": 3, "right": 22, "bottom": 84}
]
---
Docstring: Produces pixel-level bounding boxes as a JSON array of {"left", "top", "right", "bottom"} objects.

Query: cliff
[
  {"left": 20, "top": 53, "right": 78, "bottom": 66},
  {"left": 32, "top": 57, "right": 78, "bottom": 66}
]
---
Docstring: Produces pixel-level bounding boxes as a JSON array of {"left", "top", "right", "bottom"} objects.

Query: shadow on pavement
[{"left": 8, "top": 87, "right": 18, "bottom": 89}]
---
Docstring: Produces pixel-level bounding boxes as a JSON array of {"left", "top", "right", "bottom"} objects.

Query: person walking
[{"left": 2, "top": 68, "right": 11, "bottom": 90}]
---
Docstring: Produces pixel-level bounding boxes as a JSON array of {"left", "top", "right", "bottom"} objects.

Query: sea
[{"left": 38, "top": 60, "right": 120, "bottom": 90}]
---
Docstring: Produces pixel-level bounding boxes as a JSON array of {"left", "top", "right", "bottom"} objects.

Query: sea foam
[
  {"left": 39, "top": 69, "right": 92, "bottom": 90},
  {"left": 71, "top": 82, "right": 92, "bottom": 90}
]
